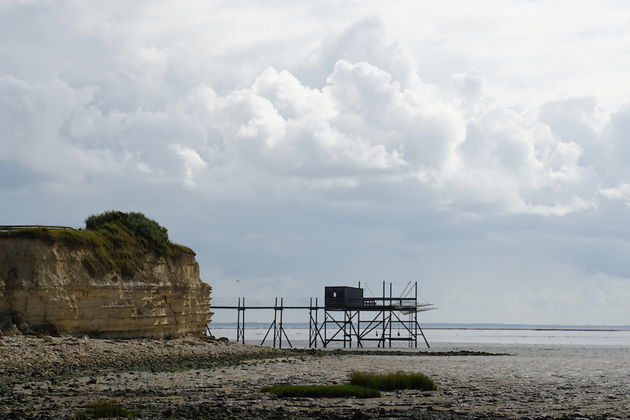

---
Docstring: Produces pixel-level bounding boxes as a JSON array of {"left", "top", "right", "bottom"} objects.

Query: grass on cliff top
[
  {"left": 0, "top": 211, "right": 194, "bottom": 278},
  {"left": 349, "top": 371, "right": 437, "bottom": 391},
  {"left": 261, "top": 384, "right": 381, "bottom": 398}
]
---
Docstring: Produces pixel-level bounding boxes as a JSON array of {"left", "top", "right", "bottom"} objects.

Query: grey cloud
[
  {"left": 607, "top": 106, "right": 630, "bottom": 172},
  {"left": 538, "top": 97, "right": 604, "bottom": 167},
  {"left": 2, "top": 1, "right": 630, "bottom": 324},
  {"left": 0, "top": 160, "right": 44, "bottom": 189},
  {"left": 318, "top": 17, "right": 418, "bottom": 88},
  {"left": 452, "top": 69, "right": 485, "bottom": 100}
]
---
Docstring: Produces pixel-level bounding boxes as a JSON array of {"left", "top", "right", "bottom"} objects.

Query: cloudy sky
[{"left": 2, "top": 0, "right": 630, "bottom": 325}]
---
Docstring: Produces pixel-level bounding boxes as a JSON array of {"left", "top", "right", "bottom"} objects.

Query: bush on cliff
[{"left": 85, "top": 211, "right": 170, "bottom": 255}]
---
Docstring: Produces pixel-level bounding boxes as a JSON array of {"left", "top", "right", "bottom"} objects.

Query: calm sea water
[{"left": 207, "top": 325, "right": 630, "bottom": 348}]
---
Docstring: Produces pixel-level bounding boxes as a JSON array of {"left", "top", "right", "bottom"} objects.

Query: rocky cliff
[{"left": 0, "top": 231, "right": 211, "bottom": 338}]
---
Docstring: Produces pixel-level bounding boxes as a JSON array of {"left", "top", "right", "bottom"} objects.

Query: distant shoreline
[
  {"left": 423, "top": 327, "right": 630, "bottom": 332},
  {"left": 209, "top": 322, "right": 630, "bottom": 332}
]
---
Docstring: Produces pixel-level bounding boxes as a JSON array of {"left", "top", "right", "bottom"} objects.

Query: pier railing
[
  {"left": 0, "top": 225, "right": 76, "bottom": 231},
  {"left": 211, "top": 297, "right": 315, "bottom": 309}
]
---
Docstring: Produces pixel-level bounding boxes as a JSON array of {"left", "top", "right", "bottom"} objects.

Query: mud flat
[{"left": 1, "top": 336, "right": 628, "bottom": 419}]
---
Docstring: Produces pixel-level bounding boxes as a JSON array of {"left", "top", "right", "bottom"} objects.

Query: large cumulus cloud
[{"left": 2, "top": 1, "right": 630, "bottom": 324}]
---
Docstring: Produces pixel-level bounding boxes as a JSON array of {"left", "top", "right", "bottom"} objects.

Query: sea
[{"left": 207, "top": 323, "right": 630, "bottom": 348}]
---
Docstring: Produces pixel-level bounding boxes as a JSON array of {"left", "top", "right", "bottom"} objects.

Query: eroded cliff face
[{"left": 0, "top": 237, "right": 211, "bottom": 338}]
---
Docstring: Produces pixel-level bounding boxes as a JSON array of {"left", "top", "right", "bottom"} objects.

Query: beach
[{"left": 1, "top": 335, "right": 628, "bottom": 419}]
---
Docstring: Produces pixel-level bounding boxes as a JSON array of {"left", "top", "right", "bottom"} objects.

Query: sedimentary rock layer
[{"left": 0, "top": 237, "right": 211, "bottom": 338}]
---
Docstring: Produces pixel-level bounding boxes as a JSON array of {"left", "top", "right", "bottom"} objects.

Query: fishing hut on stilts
[{"left": 210, "top": 281, "right": 435, "bottom": 349}]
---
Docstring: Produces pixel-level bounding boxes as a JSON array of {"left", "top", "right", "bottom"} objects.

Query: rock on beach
[{"left": 0, "top": 335, "right": 285, "bottom": 383}]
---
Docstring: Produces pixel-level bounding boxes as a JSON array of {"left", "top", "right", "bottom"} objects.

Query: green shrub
[
  {"left": 349, "top": 371, "right": 436, "bottom": 391},
  {"left": 71, "top": 399, "right": 138, "bottom": 419},
  {"left": 85, "top": 211, "right": 170, "bottom": 255},
  {"left": 261, "top": 384, "right": 380, "bottom": 398}
]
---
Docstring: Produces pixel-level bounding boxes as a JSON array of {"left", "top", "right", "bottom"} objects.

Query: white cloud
[
  {"left": 316, "top": 16, "right": 419, "bottom": 88},
  {"left": 171, "top": 144, "right": 207, "bottom": 189},
  {"left": 2, "top": 1, "right": 630, "bottom": 324},
  {"left": 600, "top": 183, "right": 630, "bottom": 205}
]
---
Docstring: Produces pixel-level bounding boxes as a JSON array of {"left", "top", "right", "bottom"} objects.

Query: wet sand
[{"left": 1, "top": 336, "right": 628, "bottom": 419}]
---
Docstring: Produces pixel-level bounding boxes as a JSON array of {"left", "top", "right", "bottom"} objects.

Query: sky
[{"left": 2, "top": 0, "right": 630, "bottom": 325}]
